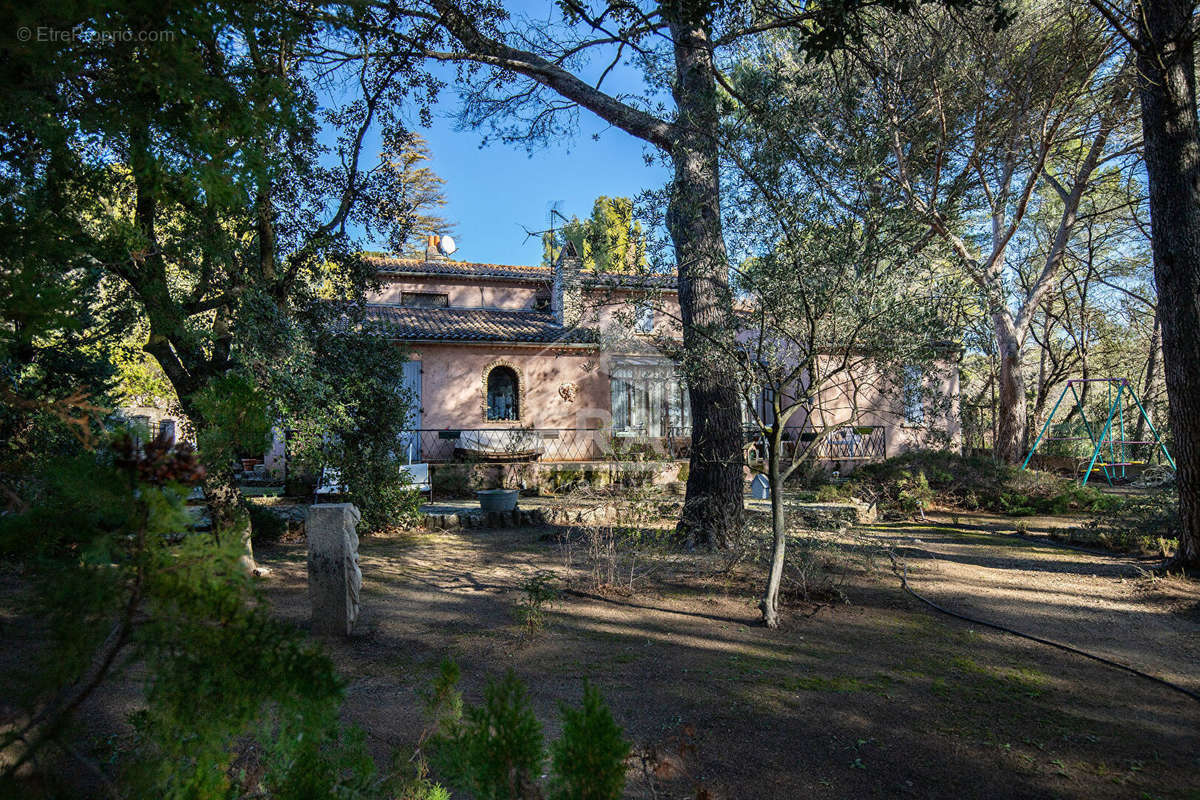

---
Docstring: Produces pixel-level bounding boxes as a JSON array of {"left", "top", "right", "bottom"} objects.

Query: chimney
[
  {"left": 552, "top": 240, "right": 582, "bottom": 327},
  {"left": 423, "top": 234, "right": 443, "bottom": 261}
]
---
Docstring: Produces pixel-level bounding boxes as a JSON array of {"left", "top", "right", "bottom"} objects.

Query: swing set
[{"left": 1021, "top": 378, "right": 1174, "bottom": 486}]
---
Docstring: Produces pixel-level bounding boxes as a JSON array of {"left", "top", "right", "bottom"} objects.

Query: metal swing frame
[{"left": 1020, "top": 378, "right": 1174, "bottom": 486}]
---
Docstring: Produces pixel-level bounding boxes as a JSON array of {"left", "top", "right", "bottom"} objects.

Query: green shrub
[
  {"left": 814, "top": 483, "right": 846, "bottom": 502},
  {"left": 896, "top": 470, "right": 933, "bottom": 512},
  {"left": 546, "top": 467, "right": 586, "bottom": 495},
  {"left": 432, "top": 670, "right": 545, "bottom": 799},
  {"left": 849, "top": 451, "right": 1125, "bottom": 516},
  {"left": 1072, "top": 489, "right": 1180, "bottom": 555},
  {"left": 0, "top": 438, "right": 378, "bottom": 798},
  {"left": 428, "top": 666, "right": 630, "bottom": 800},
  {"left": 248, "top": 502, "right": 287, "bottom": 543},
  {"left": 549, "top": 683, "right": 630, "bottom": 800},
  {"left": 432, "top": 464, "right": 477, "bottom": 499},
  {"left": 515, "top": 570, "right": 560, "bottom": 636},
  {"left": 343, "top": 454, "right": 425, "bottom": 531}
]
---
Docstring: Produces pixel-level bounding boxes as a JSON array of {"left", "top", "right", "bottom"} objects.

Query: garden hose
[{"left": 887, "top": 552, "right": 1200, "bottom": 706}]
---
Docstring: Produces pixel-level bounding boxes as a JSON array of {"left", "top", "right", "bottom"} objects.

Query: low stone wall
[
  {"left": 429, "top": 460, "right": 688, "bottom": 497},
  {"left": 420, "top": 495, "right": 874, "bottom": 531},
  {"left": 422, "top": 506, "right": 549, "bottom": 530}
]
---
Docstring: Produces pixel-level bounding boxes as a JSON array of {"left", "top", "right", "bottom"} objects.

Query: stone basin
[{"left": 476, "top": 488, "right": 519, "bottom": 513}]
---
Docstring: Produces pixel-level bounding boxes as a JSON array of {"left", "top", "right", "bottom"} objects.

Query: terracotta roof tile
[
  {"left": 363, "top": 304, "right": 599, "bottom": 345},
  {"left": 365, "top": 255, "right": 676, "bottom": 289},
  {"left": 367, "top": 256, "right": 551, "bottom": 281}
]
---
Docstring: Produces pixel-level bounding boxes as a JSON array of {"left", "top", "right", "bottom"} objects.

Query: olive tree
[
  {"left": 2, "top": 1, "right": 439, "bottom": 563},
  {"left": 706, "top": 49, "right": 957, "bottom": 626}
]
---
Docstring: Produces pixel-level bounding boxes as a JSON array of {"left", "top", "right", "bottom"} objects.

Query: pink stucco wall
[
  {"left": 758, "top": 357, "right": 961, "bottom": 452},
  {"left": 406, "top": 343, "right": 614, "bottom": 459},
  {"left": 410, "top": 343, "right": 609, "bottom": 429},
  {"left": 373, "top": 269, "right": 961, "bottom": 462}
]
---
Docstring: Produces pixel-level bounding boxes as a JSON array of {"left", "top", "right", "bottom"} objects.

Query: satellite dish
[{"left": 438, "top": 235, "right": 457, "bottom": 256}]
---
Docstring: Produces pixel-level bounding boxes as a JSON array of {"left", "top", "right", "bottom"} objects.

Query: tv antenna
[{"left": 520, "top": 200, "right": 570, "bottom": 259}]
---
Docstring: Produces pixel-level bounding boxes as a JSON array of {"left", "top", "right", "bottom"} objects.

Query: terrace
[{"left": 397, "top": 424, "right": 889, "bottom": 466}]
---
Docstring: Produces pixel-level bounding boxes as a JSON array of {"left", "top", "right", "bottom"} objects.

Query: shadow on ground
[{"left": 254, "top": 519, "right": 1200, "bottom": 800}]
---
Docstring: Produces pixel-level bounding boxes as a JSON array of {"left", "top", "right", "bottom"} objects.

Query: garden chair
[
  {"left": 402, "top": 462, "right": 433, "bottom": 503},
  {"left": 313, "top": 466, "right": 348, "bottom": 502}
]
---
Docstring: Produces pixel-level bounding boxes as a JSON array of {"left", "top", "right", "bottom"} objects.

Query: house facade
[{"left": 363, "top": 237, "right": 960, "bottom": 466}]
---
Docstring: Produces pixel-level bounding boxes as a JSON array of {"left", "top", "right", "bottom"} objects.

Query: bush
[
  {"left": 429, "top": 666, "right": 629, "bottom": 800},
  {"left": 850, "top": 451, "right": 1123, "bottom": 516},
  {"left": 515, "top": 570, "right": 560, "bottom": 636},
  {"left": 549, "top": 683, "right": 630, "bottom": 800},
  {"left": 814, "top": 483, "right": 847, "bottom": 502},
  {"left": 248, "top": 502, "right": 287, "bottom": 543},
  {"left": 0, "top": 437, "right": 379, "bottom": 798},
  {"left": 432, "top": 670, "right": 545, "bottom": 799},
  {"left": 1070, "top": 489, "right": 1180, "bottom": 555}
]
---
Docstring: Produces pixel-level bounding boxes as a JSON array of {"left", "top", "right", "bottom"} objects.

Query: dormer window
[{"left": 402, "top": 291, "right": 449, "bottom": 308}]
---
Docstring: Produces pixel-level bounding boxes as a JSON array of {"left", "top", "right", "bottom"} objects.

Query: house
[
  {"left": 361, "top": 238, "right": 686, "bottom": 463},
  {"left": 362, "top": 236, "right": 961, "bottom": 468}
]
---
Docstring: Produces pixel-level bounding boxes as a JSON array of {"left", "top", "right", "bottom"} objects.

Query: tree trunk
[
  {"left": 423, "top": 0, "right": 746, "bottom": 549},
  {"left": 205, "top": 470, "right": 257, "bottom": 573},
  {"left": 760, "top": 438, "right": 786, "bottom": 628},
  {"left": 667, "top": 10, "right": 745, "bottom": 549},
  {"left": 1137, "top": 0, "right": 1200, "bottom": 567},
  {"left": 993, "top": 320, "right": 1028, "bottom": 464},
  {"left": 176, "top": 394, "right": 258, "bottom": 572}
]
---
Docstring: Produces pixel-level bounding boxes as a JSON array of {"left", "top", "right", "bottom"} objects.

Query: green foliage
[
  {"left": 896, "top": 471, "right": 933, "bottom": 513},
  {"left": 549, "top": 683, "right": 630, "bottom": 800},
  {"left": 815, "top": 483, "right": 849, "bottom": 502},
  {"left": 2, "top": 0, "right": 438, "bottom": 538},
  {"left": 542, "top": 196, "right": 647, "bottom": 273},
  {"left": 851, "top": 451, "right": 1124, "bottom": 516},
  {"left": 1073, "top": 489, "right": 1181, "bottom": 555},
  {"left": 432, "top": 670, "right": 545, "bottom": 800},
  {"left": 248, "top": 503, "right": 288, "bottom": 544},
  {"left": 192, "top": 372, "right": 272, "bottom": 471},
  {"left": 379, "top": 133, "right": 456, "bottom": 257},
  {"left": 428, "top": 665, "right": 629, "bottom": 800},
  {"left": 268, "top": 326, "right": 418, "bottom": 531},
  {"left": 0, "top": 437, "right": 378, "bottom": 798},
  {"left": 515, "top": 569, "right": 560, "bottom": 635}
]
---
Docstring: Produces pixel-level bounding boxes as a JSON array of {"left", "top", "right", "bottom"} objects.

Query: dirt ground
[{"left": 251, "top": 511, "right": 1200, "bottom": 800}]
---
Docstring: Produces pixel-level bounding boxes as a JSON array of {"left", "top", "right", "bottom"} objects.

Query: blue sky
[
  {"left": 321, "top": 1, "right": 673, "bottom": 266},
  {"left": 332, "top": 40, "right": 672, "bottom": 267},
  {"left": 410, "top": 101, "right": 669, "bottom": 266}
]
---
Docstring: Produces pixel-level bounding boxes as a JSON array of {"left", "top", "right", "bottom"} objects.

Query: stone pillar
[{"left": 306, "top": 503, "right": 362, "bottom": 636}]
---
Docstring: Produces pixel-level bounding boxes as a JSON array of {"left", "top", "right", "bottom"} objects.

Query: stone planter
[{"left": 477, "top": 489, "right": 519, "bottom": 513}]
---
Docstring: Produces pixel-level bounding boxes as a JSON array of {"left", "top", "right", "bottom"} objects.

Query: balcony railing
[
  {"left": 744, "top": 425, "right": 887, "bottom": 464},
  {"left": 400, "top": 425, "right": 886, "bottom": 465},
  {"left": 399, "top": 428, "right": 690, "bottom": 463}
]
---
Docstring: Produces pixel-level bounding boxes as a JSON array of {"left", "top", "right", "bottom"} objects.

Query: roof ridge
[
  {"left": 361, "top": 302, "right": 599, "bottom": 345},
  {"left": 363, "top": 254, "right": 551, "bottom": 272},
  {"left": 363, "top": 303, "right": 551, "bottom": 315}
]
